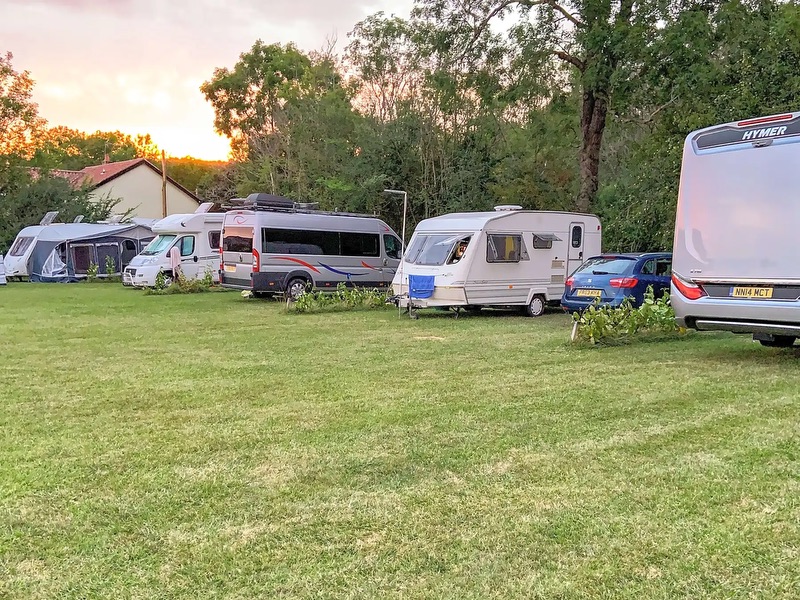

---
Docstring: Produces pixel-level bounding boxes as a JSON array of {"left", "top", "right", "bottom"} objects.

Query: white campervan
[
  {"left": 124, "top": 206, "right": 223, "bottom": 287},
  {"left": 392, "top": 207, "right": 602, "bottom": 316}
]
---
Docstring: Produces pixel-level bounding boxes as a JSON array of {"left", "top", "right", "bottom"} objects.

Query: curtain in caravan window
[{"left": 486, "top": 234, "right": 522, "bottom": 263}]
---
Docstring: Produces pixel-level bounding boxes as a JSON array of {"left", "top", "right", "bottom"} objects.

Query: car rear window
[{"left": 574, "top": 257, "right": 636, "bottom": 276}]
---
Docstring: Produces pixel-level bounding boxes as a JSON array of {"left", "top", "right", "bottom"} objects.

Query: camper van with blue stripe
[{"left": 220, "top": 194, "right": 403, "bottom": 299}]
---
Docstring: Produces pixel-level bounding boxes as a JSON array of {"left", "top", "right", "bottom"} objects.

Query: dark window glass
[
  {"left": 384, "top": 235, "right": 402, "bottom": 259},
  {"left": 640, "top": 259, "right": 656, "bottom": 275},
  {"left": 262, "top": 228, "right": 339, "bottom": 255},
  {"left": 179, "top": 236, "right": 195, "bottom": 257},
  {"left": 222, "top": 227, "right": 253, "bottom": 252},
  {"left": 121, "top": 240, "right": 137, "bottom": 265},
  {"left": 571, "top": 225, "right": 583, "bottom": 248},
  {"left": 655, "top": 258, "right": 672, "bottom": 277},
  {"left": 487, "top": 234, "right": 522, "bottom": 263},
  {"left": 341, "top": 232, "right": 380, "bottom": 257},
  {"left": 97, "top": 244, "right": 120, "bottom": 274},
  {"left": 9, "top": 236, "right": 34, "bottom": 257},
  {"left": 208, "top": 230, "right": 221, "bottom": 250},
  {"left": 71, "top": 245, "right": 94, "bottom": 274},
  {"left": 532, "top": 235, "right": 553, "bottom": 250},
  {"left": 574, "top": 257, "right": 636, "bottom": 276}
]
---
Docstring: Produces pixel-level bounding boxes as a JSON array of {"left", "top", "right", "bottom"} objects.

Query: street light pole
[{"left": 383, "top": 189, "right": 408, "bottom": 317}]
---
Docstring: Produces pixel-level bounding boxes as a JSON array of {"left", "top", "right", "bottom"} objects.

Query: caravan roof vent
[
  {"left": 73, "top": 215, "right": 84, "bottom": 223},
  {"left": 40, "top": 211, "right": 59, "bottom": 226},
  {"left": 195, "top": 202, "right": 214, "bottom": 214},
  {"left": 294, "top": 202, "right": 319, "bottom": 211},
  {"left": 494, "top": 205, "right": 523, "bottom": 211}
]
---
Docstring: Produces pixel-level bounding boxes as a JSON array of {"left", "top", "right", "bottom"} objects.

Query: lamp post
[{"left": 383, "top": 189, "right": 408, "bottom": 316}]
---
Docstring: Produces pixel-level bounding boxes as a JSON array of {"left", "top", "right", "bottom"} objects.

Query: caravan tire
[
  {"left": 526, "top": 294, "right": 546, "bottom": 318},
  {"left": 286, "top": 277, "right": 309, "bottom": 302}
]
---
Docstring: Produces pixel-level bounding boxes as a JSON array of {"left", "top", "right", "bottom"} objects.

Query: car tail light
[
  {"left": 565, "top": 277, "right": 574, "bottom": 289},
  {"left": 671, "top": 273, "right": 706, "bottom": 300},
  {"left": 252, "top": 248, "right": 260, "bottom": 272},
  {"left": 610, "top": 277, "right": 638, "bottom": 288}
]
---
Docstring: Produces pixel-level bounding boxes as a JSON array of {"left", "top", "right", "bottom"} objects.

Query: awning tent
[{"left": 29, "top": 222, "right": 155, "bottom": 282}]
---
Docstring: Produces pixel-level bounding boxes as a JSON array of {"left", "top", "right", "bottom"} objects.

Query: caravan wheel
[{"left": 526, "top": 294, "right": 546, "bottom": 317}]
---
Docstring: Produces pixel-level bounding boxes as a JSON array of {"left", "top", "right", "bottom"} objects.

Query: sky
[{"left": 2, "top": 0, "right": 414, "bottom": 161}]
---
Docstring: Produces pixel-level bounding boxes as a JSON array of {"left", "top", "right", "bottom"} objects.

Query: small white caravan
[
  {"left": 123, "top": 204, "right": 223, "bottom": 287},
  {"left": 392, "top": 207, "right": 601, "bottom": 316}
]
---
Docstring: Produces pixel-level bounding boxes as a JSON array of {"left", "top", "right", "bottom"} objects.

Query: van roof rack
[{"left": 222, "top": 192, "right": 377, "bottom": 219}]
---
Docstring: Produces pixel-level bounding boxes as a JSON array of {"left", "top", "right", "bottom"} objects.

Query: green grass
[{"left": 1, "top": 284, "right": 799, "bottom": 599}]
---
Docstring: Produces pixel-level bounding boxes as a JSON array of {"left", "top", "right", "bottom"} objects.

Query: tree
[
  {"left": 0, "top": 51, "right": 46, "bottom": 158},
  {"left": 413, "top": 0, "right": 686, "bottom": 213},
  {"left": 31, "top": 128, "right": 142, "bottom": 170}
]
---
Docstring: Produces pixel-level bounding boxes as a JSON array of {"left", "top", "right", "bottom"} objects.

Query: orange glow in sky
[{"left": 3, "top": 0, "right": 412, "bottom": 162}]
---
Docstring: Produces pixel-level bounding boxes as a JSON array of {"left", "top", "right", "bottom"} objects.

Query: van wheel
[
  {"left": 758, "top": 335, "right": 796, "bottom": 347},
  {"left": 286, "top": 277, "right": 309, "bottom": 301},
  {"left": 526, "top": 294, "right": 546, "bottom": 317}
]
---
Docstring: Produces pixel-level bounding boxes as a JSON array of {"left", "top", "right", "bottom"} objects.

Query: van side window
[
  {"left": 341, "top": 232, "right": 380, "bottom": 257},
  {"left": 487, "top": 234, "right": 523, "bottom": 263},
  {"left": 384, "top": 235, "right": 402, "bottom": 259},
  {"left": 571, "top": 225, "right": 583, "bottom": 248},
  {"left": 179, "top": 236, "right": 195, "bottom": 257},
  {"left": 263, "top": 228, "right": 338, "bottom": 255},
  {"left": 208, "top": 230, "right": 221, "bottom": 250}
]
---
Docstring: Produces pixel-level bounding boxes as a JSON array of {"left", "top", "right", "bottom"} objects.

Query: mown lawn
[{"left": 1, "top": 284, "right": 798, "bottom": 599}]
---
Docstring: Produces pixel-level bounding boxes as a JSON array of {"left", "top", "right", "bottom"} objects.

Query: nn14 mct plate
[
  {"left": 576, "top": 289, "right": 602, "bottom": 298},
  {"left": 729, "top": 286, "right": 773, "bottom": 299}
]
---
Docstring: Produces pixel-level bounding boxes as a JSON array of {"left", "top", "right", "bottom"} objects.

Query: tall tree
[
  {"left": 0, "top": 51, "right": 46, "bottom": 158},
  {"left": 413, "top": 0, "right": 679, "bottom": 213}
]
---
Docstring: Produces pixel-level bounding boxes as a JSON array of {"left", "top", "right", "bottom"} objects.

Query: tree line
[
  {"left": 3, "top": 1, "right": 799, "bottom": 254},
  {"left": 200, "top": 0, "right": 800, "bottom": 250}
]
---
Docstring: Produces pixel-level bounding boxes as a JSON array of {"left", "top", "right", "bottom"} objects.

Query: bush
[
  {"left": 289, "top": 283, "right": 390, "bottom": 313},
  {"left": 571, "top": 287, "right": 687, "bottom": 345},
  {"left": 86, "top": 262, "right": 99, "bottom": 282},
  {"left": 143, "top": 270, "right": 217, "bottom": 296}
]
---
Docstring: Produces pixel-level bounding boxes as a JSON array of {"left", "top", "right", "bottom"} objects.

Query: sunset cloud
[{"left": 2, "top": 0, "right": 412, "bottom": 159}]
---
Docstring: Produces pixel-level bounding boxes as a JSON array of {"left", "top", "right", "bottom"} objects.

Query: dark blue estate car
[{"left": 561, "top": 252, "right": 673, "bottom": 313}]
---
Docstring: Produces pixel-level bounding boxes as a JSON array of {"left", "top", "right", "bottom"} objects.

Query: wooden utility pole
[{"left": 161, "top": 150, "right": 168, "bottom": 217}]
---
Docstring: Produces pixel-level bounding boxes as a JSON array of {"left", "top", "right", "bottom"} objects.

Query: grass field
[{"left": 1, "top": 284, "right": 799, "bottom": 599}]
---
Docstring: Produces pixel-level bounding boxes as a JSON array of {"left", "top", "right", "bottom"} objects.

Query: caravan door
[{"left": 567, "top": 222, "right": 585, "bottom": 276}]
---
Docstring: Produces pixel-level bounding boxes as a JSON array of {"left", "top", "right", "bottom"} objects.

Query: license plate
[
  {"left": 576, "top": 289, "right": 602, "bottom": 297},
  {"left": 729, "top": 286, "right": 773, "bottom": 299},
  {"left": 224, "top": 264, "right": 237, "bottom": 273}
]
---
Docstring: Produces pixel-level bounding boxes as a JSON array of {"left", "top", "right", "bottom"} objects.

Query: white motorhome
[
  {"left": 123, "top": 206, "right": 223, "bottom": 287},
  {"left": 392, "top": 208, "right": 602, "bottom": 316},
  {"left": 220, "top": 193, "right": 403, "bottom": 298},
  {"left": 672, "top": 111, "right": 800, "bottom": 347}
]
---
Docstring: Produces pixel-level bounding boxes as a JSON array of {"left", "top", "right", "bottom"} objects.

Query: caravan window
[
  {"left": 487, "top": 234, "right": 523, "bottom": 263},
  {"left": 9, "top": 236, "right": 34, "bottom": 257},
  {"left": 532, "top": 233, "right": 560, "bottom": 250},
  {"left": 142, "top": 235, "right": 176, "bottom": 256},
  {"left": 405, "top": 234, "right": 462, "bottom": 266}
]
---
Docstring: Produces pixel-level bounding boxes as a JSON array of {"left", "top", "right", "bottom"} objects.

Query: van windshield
[
  {"left": 141, "top": 235, "right": 176, "bottom": 256},
  {"left": 405, "top": 234, "right": 462, "bottom": 266}
]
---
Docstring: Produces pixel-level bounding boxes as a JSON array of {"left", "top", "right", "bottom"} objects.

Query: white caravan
[
  {"left": 392, "top": 208, "right": 602, "bottom": 316},
  {"left": 124, "top": 207, "right": 223, "bottom": 287},
  {"left": 4, "top": 225, "right": 44, "bottom": 280},
  {"left": 672, "top": 111, "right": 800, "bottom": 347}
]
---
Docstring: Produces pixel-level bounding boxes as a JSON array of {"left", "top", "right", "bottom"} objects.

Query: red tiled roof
[
  {"left": 51, "top": 158, "right": 201, "bottom": 204},
  {"left": 79, "top": 158, "right": 145, "bottom": 186}
]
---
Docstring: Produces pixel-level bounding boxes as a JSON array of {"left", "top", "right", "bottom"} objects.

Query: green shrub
[
  {"left": 144, "top": 270, "right": 217, "bottom": 296},
  {"left": 289, "top": 283, "right": 390, "bottom": 313},
  {"left": 86, "top": 262, "right": 99, "bottom": 282},
  {"left": 571, "top": 287, "right": 687, "bottom": 345}
]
